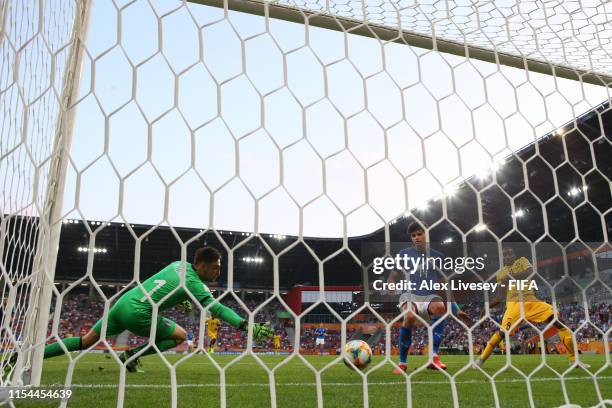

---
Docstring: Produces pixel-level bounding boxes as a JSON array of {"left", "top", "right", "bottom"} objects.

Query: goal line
[{"left": 47, "top": 376, "right": 611, "bottom": 388}]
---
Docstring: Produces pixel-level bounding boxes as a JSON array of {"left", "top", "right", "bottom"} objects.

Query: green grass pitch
[{"left": 11, "top": 353, "right": 611, "bottom": 407}]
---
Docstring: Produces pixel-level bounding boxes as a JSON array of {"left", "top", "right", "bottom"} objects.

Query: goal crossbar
[{"left": 189, "top": 0, "right": 612, "bottom": 86}]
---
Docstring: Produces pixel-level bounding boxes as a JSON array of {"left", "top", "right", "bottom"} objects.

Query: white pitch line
[
  {"left": 47, "top": 376, "right": 611, "bottom": 388},
  {"left": 71, "top": 360, "right": 610, "bottom": 368}
]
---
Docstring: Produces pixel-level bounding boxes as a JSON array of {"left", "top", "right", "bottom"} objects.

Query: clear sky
[{"left": 23, "top": 0, "right": 612, "bottom": 237}]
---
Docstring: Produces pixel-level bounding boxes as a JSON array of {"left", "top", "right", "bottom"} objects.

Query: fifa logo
[{"left": 508, "top": 280, "right": 538, "bottom": 291}]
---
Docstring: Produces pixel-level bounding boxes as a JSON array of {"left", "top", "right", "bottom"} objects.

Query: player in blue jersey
[
  {"left": 314, "top": 324, "right": 327, "bottom": 355},
  {"left": 186, "top": 330, "right": 194, "bottom": 353},
  {"left": 387, "top": 222, "right": 471, "bottom": 373}
]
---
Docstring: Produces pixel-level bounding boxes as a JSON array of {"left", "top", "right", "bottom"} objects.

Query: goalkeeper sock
[
  {"left": 399, "top": 327, "right": 412, "bottom": 364},
  {"left": 431, "top": 318, "right": 446, "bottom": 355},
  {"left": 44, "top": 337, "right": 82, "bottom": 359},
  {"left": 480, "top": 331, "right": 502, "bottom": 362},
  {"left": 557, "top": 327, "right": 576, "bottom": 360},
  {"left": 130, "top": 339, "right": 180, "bottom": 358}
]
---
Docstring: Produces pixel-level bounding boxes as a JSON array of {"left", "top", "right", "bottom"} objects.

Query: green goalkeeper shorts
[{"left": 91, "top": 299, "right": 176, "bottom": 340}]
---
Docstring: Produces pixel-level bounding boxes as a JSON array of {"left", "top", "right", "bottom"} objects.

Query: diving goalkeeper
[{"left": 36, "top": 247, "right": 271, "bottom": 373}]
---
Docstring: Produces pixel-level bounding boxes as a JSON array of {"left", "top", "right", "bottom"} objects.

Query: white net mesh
[
  {"left": 1, "top": 0, "right": 79, "bottom": 387},
  {"left": 0, "top": 0, "right": 610, "bottom": 407}
]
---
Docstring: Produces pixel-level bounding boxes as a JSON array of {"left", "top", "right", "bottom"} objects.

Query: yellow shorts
[
  {"left": 208, "top": 333, "right": 217, "bottom": 340},
  {"left": 501, "top": 301, "right": 554, "bottom": 334},
  {"left": 274, "top": 342, "right": 280, "bottom": 348}
]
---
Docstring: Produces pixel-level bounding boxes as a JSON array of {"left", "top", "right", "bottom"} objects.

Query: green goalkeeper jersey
[{"left": 119, "top": 261, "right": 243, "bottom": 327}]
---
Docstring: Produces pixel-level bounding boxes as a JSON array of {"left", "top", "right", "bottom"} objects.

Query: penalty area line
[{"left": 50, "top": 376, "right": 611, "bottom": 388}]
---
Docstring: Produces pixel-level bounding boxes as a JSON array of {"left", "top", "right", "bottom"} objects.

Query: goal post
[
  {"left": 0, "top": 0, "right": 93, "bottom": 386},
  {"left": 23, "top": 0, "right": 93, "bottom": 387}
]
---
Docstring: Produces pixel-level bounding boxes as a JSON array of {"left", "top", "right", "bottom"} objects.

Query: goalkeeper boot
[
  {"left": 392, "top": 363, "right": 408, "bottom": 374},
  {"left": 427, "top": 355, "right": 447, "bottom": 370},
  {"left": 120, "top": 351, "right": 144, "bottom": 373}
]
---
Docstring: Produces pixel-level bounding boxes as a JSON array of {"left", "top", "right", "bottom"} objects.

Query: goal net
[{"left": 1, "top": 0, "right": 610, "bottom": 407}]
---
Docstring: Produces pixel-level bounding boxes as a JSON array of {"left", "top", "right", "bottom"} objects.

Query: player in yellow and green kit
[
  {"left": 474, "top": 246, "right": 589, "bottom": 369},
  {"left": 17, "top": 247, "right": 272, "bottom": 373},
  {"left": 206, "top": 317, "right": 220, "bottom": 353}
]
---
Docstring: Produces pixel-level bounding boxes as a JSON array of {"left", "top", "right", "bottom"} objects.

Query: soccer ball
[{"left": 344, "top": 340, "right": 372, "bottom": 369}]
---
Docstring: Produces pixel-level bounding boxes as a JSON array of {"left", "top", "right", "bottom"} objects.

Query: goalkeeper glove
[
  {"left": 253, "top": 322, "right": 273, "bottom": 342},
  {"left": 239, "top": 320, "right": 273, "bottom": 342},
  {"left": 177, "top": 300, "right": 192, "bottom": 314}
]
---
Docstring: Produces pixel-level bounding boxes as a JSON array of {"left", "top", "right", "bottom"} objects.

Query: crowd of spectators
[{"left": 44, "top": 293, "right": 610, "bottom": 355}]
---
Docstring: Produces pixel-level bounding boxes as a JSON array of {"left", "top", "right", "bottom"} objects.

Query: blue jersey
[
  {"left": 187, "top": 331, "right": 194, "bottom": 341},
  {"left": 315, "top": 327, "right": 326, "bottom": 339},
  {"left": 398, "top": 247, "right": 445, "bottom": 296}
]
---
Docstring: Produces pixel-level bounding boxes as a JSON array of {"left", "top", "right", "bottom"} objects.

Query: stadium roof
[
  {"left": 43, "top": 102, "right": 612, "bottom": 288},
  {"left": 2, "top": 103, "right": 609, "bottom": 289}
]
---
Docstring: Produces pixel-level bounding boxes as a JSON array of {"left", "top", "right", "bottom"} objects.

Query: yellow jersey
[
  {"left": 207, "top": 318, "right": 220, "bottom": 336},
  {"left": 496, "top": 256, "right": 538, "bottom": 302},
  {"left": 273, "top": 335, "right": 281, "bottom": 347}
]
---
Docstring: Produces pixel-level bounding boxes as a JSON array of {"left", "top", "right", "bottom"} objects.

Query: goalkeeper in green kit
[{"left": 35, "top": 247, "right": 271, "bottom": 373}]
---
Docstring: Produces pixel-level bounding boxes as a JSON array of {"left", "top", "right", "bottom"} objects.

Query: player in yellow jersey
[
  {"left": 474, "top": 246, "right": 589, "bottom": 369},
  {"left": 273, "top": 333, "right": 281, "bottom": 353},
  {"left": 207, "top": 317, "right": 221, "bottom": 353}
]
